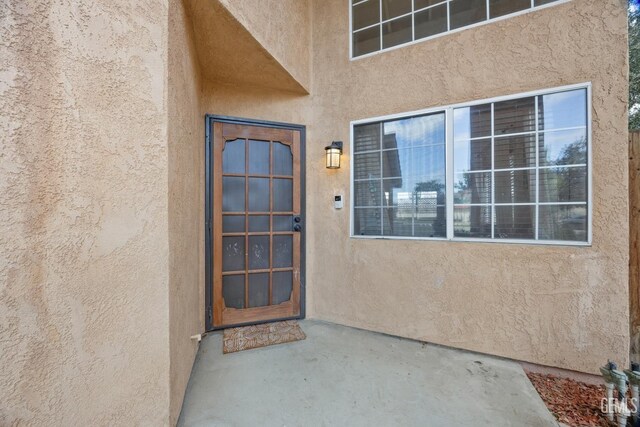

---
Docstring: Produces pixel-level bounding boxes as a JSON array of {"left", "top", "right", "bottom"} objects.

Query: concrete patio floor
[{"left": 178, "top": 320, "right": 558, "bottom": 426}]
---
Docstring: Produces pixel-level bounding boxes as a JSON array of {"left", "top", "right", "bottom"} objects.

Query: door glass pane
[
  {"left": 538, "top": 89, "right": 587, "bottom": 131},
  {"left": 222, "top": 177, "right": 245, "bottom": 212},
  {"left": 450, "top": 0, "right": 487, "bottom": 30},
  {"left": 415, "top": 4, "right": 448, "bottom": 40},
  {"left": 273, "top": 235, "right": 293, "bottom": 268},
  {"left": 539, "top": 205, "right": 587, "bottom": 241},
  {"left": 248, "top": 215, "right": 270, "bottom": 232},
  {"left": 248, "top": 140, "right": 270, "bottom": 175},
  {"left": 382, "top": 0, "right": 411, "bottom": 21},
  {"left": 353, "top": 0, "right": 380, "bottom": 30},
  {"left": 539, "top": 167, "right": 587, "bottom": 203},
  {"left": 223, "top": 215, "right": 245, "bottom": 233},
  {"left": 222, "top": 236, "right": 245, "bottom": 271},
  {"left": 354, "top": 180, "right": 381, "bottom": 207},
  {"left": 354, "top": 123, "right": 381, "bottom": 152},
  {"left": 494, "top": 135, "right": 536, "bottom": 169},
  {"left": 222, "top": 139, "right": 245, "bottom": 174},
  {"left": 494, "top": 170, "right": 536, "bottom": 204},
  {"left": 382, "top": 15, "right": 412, "bottom": 49},
  {"left": 222, "top": 275, "right": 244, "bottom": 309},
  {"left": 248, "top": 178, "right": 270, "bottom": 212},
  {"left": 453, "top": 205, "right": 491, "bottom": 238},
  {"left": 454, "top": 138, "right": 491, "bottom": 173},
  {"left": 273, "top": 178, "right": 293, "bottom": 212},
  {"left": 489, "top": 0, "right": 530, "bottom": 19},
  {"left": 539, "top": 129, "right": 587, "bottom": 166},
  {"left": 494, "top": 205, "right": 535, "bottom": 239},
  {"left": 248, "top": 273, "right": 269, "bottom": 308},
  {"left": 273, "top": 215, "right": 293, "bottom": 232},
  {"left": 273, "top": 142, "right": 293, "bottom": 176},
  {"left": 494, "top": 97, "right": 535, "bottom": 135},
  {"left": 272, "top": 271, "right": 293, "bottom": 305},
  {"left": 354, "top": 208, "right": 382, "bottom": 235},
  {"left": 248, "top": 235, "right": 269, "bottom": 270},
  {"left": 353, "top": 26, "right": 381, "bottom": 57}
]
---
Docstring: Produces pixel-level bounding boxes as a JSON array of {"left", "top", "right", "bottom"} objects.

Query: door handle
[{"left": 293, "top": 224, "right": 302, "bottom": 232}]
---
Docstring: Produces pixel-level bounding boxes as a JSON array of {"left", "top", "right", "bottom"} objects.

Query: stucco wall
[
  {"left": 307, "top": 0, "right": 629, "bottom": 373},
  {"left": 198, "top": 0, "right": 628, "bottom": 374},
  {"left": 0, "top": 0, "right": 629, "bottom": 424},
  {"left": 1, "top": 0, "right": 171, "bottom": 425},
  {"left": 168, "top": 0, "right": 203, "bottom": 424},
  {"left": 186, "top": 0, "right": 309, "bottom": 94},
  {"left": 217, "top": 0, "right": 312, "bottom": 91}
]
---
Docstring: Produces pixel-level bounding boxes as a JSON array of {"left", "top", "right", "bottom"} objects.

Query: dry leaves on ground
[{"left": 526, "top": 372, "right": 615, "bottom": 427}]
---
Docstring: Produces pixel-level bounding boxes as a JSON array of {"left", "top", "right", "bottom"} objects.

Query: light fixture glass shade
[
  {"left": 326, "top": 148, "right": 341, "bottom": 168},
  {"left": 325, "top": 141, "right": 343, "bottom": 169}
]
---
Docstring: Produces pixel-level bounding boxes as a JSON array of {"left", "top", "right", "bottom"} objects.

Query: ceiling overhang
[{"left": 184, "top": 0, "right": 310, "bottom": 94}]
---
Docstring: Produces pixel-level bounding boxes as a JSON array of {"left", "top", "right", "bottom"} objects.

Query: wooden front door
[{"left": 209, "top": 120, "right": 303, "bottom": 328}]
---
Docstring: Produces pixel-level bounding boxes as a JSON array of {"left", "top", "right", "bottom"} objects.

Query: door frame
[{"left": 204, "top": 114, "right": 306, "bottom": 331}]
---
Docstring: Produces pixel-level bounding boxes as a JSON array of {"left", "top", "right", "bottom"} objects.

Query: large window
[
  {"left": 351, "top": 84, "right": 590, "bottom": 244},
  {"left": 353, "top": 113, "right": 447, "bottom": 238},
  {"left": 351, "top": 0, "right": 565, "bottom": 58}
]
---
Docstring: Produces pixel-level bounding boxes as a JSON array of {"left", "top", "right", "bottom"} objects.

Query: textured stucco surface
[
  {"left": 186, "top": 0, "right": 309, "bottom": 94},
  {"left": 306, "top": 0, "right": 629, "bottom": 374},
  {"left": 0, "top": 0, "right": 629, "bottom": 424},
  {"left": 167, "top": 0, "right": 203, "bottom": 424},
  {"left": 197, "top": 0, "right": 629, "bottom": 374},
  {"left": 217, "top": 0, "right": 311, "bottom": 91},
  {"left": 1, "top": 0, "right": 171, "bottom": 425}
]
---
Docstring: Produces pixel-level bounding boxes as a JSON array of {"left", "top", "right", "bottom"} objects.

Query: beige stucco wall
[
  {"left": 198, "top": 0, "right": 629, "bottom": 374},
  {"left": 168, "top": 0, "right": 203, "bottom": 424},
  {"left": 186, "top": 0, "right": 310, "bottom": 94},
  {"left": 307, "top": 0, "right": 629, "bottom": 373},
  {"left": 217, "top": 0, "right": 312, "bottom": 91},
  {"left": 1, "top": 0, "right": 171, "bottom": 425},
  {"left": 0, "top": 0, "right": 629, "bottom": 424}
]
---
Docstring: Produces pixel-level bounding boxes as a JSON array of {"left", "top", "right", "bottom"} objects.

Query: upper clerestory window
[{"left": 351, "top": 0, "right": 564, "bottom": 59}]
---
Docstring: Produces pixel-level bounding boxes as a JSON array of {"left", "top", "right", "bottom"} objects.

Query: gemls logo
[{"left": 600, "top": 397, "right": 637, "bottom": 416}]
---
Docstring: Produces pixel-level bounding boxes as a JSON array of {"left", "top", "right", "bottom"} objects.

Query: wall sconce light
[{"left": 325, "top": 141, "right": 343, "bottom": 169}]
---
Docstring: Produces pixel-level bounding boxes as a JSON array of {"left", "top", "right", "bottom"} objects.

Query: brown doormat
[{"left": 223, "top": 320, "right": 306, "bottom": 354}]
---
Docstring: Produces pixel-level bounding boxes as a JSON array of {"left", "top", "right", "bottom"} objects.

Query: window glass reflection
[{"left": 353, "top": 112, "right": 447, "bottom": 237}]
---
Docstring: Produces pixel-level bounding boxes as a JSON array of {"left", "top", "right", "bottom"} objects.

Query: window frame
[
  {"left": 349, "top": 82, "right": 593, "bottom": 246},
  {"left": 349, "top": 0, "right": 572, "bottom": 60}
]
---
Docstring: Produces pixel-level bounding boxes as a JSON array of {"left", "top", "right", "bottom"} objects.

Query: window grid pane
[
  {"left": 352, "top": 0, "right": 563, "bottom": 58},
  {"left": 450, "top": 88, "right": 587, "bottom": 242},
  {"left": 353, "top": 112, "right": 447, "bottom": 238},
  {"left": 353, "top": 87, "right": 589, "bottom": 244}
]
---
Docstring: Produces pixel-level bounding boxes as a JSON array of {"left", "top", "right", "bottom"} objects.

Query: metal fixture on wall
[{"left": 325, "top": 141, "right": 343, "bottom": 169}]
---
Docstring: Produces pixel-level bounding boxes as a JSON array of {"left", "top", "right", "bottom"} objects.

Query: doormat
[{"left": 223, "top": 320, "right": 306, "bottom": 354}]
